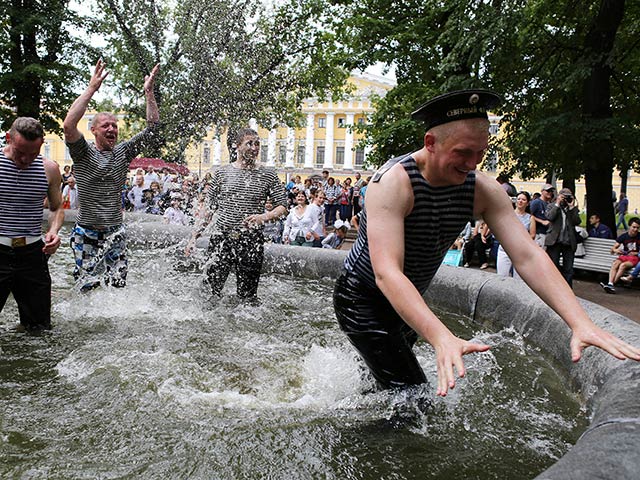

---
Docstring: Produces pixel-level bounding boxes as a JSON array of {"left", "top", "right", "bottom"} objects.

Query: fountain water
[{"left": 0, "top": 215, "right": 638, "bottom": 479}]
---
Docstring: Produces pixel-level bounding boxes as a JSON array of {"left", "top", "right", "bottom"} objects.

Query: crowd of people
[{"left": 1, "top": 61, "right": 638, "bottom": 400}]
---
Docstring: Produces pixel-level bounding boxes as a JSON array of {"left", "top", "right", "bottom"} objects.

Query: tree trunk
[{"left": 582, "top": 0, "right": 625, "bottom": 234}]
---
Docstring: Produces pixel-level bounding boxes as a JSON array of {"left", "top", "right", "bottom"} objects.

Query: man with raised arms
[
  {"left": 63, "top": 59, "right": 160, "bottom": 290},
  {"left": 334, "top": 90, "right": 640, "bottom": 395}
]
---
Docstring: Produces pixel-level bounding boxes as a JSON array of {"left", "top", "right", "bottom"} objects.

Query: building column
[
  {"left": 285, "top": 127, "right": 295, "bottom": 168},
  {"left": 267, "top": 126, "right": 277, "bottom": 167},
  {"left": 323, "top": 112, "right": 335, "bottom": 169},
  {"left": 343, "top": 113, "right": 355, "bottom": 170},
  {"left": 304, "top": 113, "right": 315, "bottom": 168},
  {"left": 213, "top": 137, "right": 222, "bottom": 165}
]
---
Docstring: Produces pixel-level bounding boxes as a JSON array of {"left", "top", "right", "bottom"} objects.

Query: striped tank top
[
  {"left": 0, "top": 152, "right": 48, "bottom": 237},
  {"left": 344, "top": 154, "right": 476, "bottom": 294}
]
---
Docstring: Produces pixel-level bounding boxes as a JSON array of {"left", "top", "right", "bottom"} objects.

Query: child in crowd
[{"left": 322, "top": 220, "right": 350, "bottom": 249}]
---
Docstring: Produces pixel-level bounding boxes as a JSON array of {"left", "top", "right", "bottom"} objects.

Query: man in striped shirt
[
  {"left": 334, "top": 89, "right": 640, "bottom": 395},
  {"left": 0, "top": 117, "right": 64, "bottom": 331},
  {"left": 63, "top": 59, "right": 160, "bottom": 291},
  {"left": 186, "top": 128, "right": 287, "bottom": 302}
]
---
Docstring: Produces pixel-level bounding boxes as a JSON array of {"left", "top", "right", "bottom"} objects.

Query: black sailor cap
[{"left": 411, "top": 89, "right": 502, "bottom": 130}]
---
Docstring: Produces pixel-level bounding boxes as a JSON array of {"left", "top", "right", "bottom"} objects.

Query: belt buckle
[{"left": 11, "top": 237, "right": 26, "bottom": 248}]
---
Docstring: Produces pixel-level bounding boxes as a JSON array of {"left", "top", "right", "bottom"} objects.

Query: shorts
[
  {"left": 618, "top": 255, "right": 640, "bottom": 267},
  {"left": 70, "top": 224, "right": 128, "bottom": 290}
]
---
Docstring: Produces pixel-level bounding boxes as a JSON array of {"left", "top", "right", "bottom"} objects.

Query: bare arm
[
  {"left": 368, "top": 164, "right": 490, "bottom": 397},
  {"left": 144, "top": 64, "right": 160, "bottom": 124},
  {"left": 476, "top": 173, "right": 640, "bottom": 362},
  {"left": 43, "top": 160, "right": 64, "bottom": 255},
  {"left": 63, "top": 59, "right": 108, "bottom": 144}
]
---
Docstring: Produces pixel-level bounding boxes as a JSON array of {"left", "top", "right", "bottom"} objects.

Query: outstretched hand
[
  {"left": 89, "top": 58, "right": 108, "bottom": 92},
  {"left": 144, "top": 63, "right": 160, "bottom": 93},
  {"left": 434, "top": 334, "right": 491, "bottom": 397},
  {"left": 570, "top": 325, "right": 640, "bottom": 362}
]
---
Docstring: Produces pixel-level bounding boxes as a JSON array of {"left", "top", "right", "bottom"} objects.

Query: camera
[{"left": 564, "top": 194, "right": 573, "bottom": 203}]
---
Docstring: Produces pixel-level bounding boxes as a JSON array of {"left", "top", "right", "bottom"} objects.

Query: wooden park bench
[{"left": 572, "top": 237, "right": 619, "bottom": 274}]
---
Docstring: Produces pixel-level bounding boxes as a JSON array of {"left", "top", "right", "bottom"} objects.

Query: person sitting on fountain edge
[
  {"left": 185, "top": 128, "right": 287, "bottom": 302},
  {"left": 63, "top": 59, "right": 160, "bottom": 291},
  {"left": 333, "top": 89, "right": 640, "bottom": 395}
]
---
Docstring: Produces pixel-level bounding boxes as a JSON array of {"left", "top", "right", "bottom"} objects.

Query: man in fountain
[
  {"left": 185, "top": 128, "right": 287, "bottom": 302},
  {"left": 63, "top": 59, "right": 160, "bottom": 291},
  {"left": 333, "top": 89, "right": 640, "bottom": 395},
  {"left": 0, "top": 117, "right": 65, "bottom": 331}
]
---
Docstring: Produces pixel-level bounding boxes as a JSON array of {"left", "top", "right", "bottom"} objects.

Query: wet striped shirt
[
  {"left": 344, "top": 154, "right": 476, "bottom": 293},
  {"left": 67, "top": 128, "right": 157, "bottom": 228},
  {"left": 208, "top": 163, "right": 287, "bottom": 232},
  {"left": 0, "top": 152, "right": 48, "bottom": 237}
]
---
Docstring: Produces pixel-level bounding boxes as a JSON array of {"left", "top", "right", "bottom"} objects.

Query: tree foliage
[
  {"left": 0, "top": 0, "right": 96, "bottom": 134},
  {"left": 326, "top": 0, "right": 640, "bottom": 228},
  {"left": 93, "top": 0, "right": 351, "bottom": 161}
]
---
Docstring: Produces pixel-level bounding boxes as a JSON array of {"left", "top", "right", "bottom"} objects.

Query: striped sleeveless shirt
[
  {"left": 344, "top": 154, "right": 476, "bottom": 294},
  {"left": 0, "top": 152, "right": 49, "bottom": 237}
]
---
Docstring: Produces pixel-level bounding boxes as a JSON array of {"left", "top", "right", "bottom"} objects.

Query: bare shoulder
[
  {"left": 43, "top": 159, "right": 63, "bottom": 177},
  {"left": 473, "top": 171, "right": 509, "bottom": 218}
]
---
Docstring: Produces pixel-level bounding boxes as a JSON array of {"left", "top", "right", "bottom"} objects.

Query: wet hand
[
  {"left": 42, "top": 233, "right": 61, "bottom": 255},
  {"left": 89, "top": 58, "right": 108, "bottom": 91},
  {"left": 570, "top": 325, "right": 640, "bottom": 362},
  {"left": 244, "top": 213, "right": 266, "bottom": 227},
  {"left": 434, "top": 334, "right": 491, "bottom": 397},
  {"left": 144, "top": 63, "right": 160, "bottom": 93}
]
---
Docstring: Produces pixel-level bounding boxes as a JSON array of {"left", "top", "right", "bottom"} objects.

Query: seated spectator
[
  {"left": 620, "top": 261, "right": 640, "bottom": 285},
  {"left": 263, "top": 198, "right": 284, "bottom": 244},
  {"left": 463, "top": 220, "right": 493, "bottom": 269},
  {"left": 163, "top": 193, "right": 189, "bottom": 225},
  {"left": 452, "top": 220, "right": 473, "bottom": 251},
  {"left": 600, "top": 217, "right": 640, "bottom": 293},
  {"left": 588, "top": 213, "right": 614, "bottom": 239},
  {"left": 283, "top": 191, "right": 313, "bottom": 246},
  {"left": 322, "top": 219, "right": 350, "bottom": 249}
]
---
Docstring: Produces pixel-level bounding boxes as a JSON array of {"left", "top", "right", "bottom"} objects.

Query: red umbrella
[{"left": 129, "top": 158, "right": 190, "bottom": 176}]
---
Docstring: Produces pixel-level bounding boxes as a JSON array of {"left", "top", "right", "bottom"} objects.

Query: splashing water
[{"left": 0, "top": 241, "right": 588, "bottom": 479}]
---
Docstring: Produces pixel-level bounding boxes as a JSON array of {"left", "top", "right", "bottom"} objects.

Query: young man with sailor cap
[{"left": 333, "top": 89, "right": 640, "bottom": 395}]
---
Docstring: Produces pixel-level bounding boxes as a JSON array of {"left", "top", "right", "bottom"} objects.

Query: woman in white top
[
  {"left": 283, "top": 191, "right": 313, "bottom": 246},
  {"left": 305, "top": 189, "right": 327, "bottom": 247},
  {"left": 497, "top": 191, "right": 536, "bottom": 278}
]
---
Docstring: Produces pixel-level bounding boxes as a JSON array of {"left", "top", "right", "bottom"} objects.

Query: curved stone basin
[{"left": 55, "top": 211, "right": 640, "bottom": 479}]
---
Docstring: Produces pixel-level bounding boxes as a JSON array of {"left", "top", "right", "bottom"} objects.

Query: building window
[
  {"left": 357, "top": 117, "right": 365, "bottom": 125},
  {"left": 65, "top": 146, "right": 71, "bottom": 161},
  {"left": 203, "top": 145, "right": 210, "bottom": 165},
  {"left": 278, "top": 145, "right": 286, "bottom": 165},
  {"left": 337, "top": 117, "right": 346, "bottom": 128},
  {"left": 355, "top": 148, "right": 365, "bottom": 167},
  {"left": 297, "top": 145, "right": 305, "bottom": 165},
  {"left": 318, "top": 117, "right": 326, "bottom": 129},
  {"left": 44, "top": 142, "right": 51, "bottom": 159},
  {"left": 316, "top": 146, "right": 325, "bottom": 168},
  {"left": 489, "top": 123, "right": 499, "bottom": 135},
  {"left": 335, "top": 146, "right": 344, "bottom": 166},
  {"left": 261, "top": 145, "right": 268, "bottom": 164}
]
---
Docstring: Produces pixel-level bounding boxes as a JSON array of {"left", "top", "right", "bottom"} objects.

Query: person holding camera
[{"left": 545, "top": 187, "right": 581, "bottom": 287}]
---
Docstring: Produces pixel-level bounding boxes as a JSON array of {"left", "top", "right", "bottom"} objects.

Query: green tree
[
  {"left": 328, "top": 0, "right": 640, "bottom": 232},
  {"left": 0, "top": 0, "right": 96, "bottom": 134},
  {"left": 92, "top": 0, "right": 350, "bottom": 161}
]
